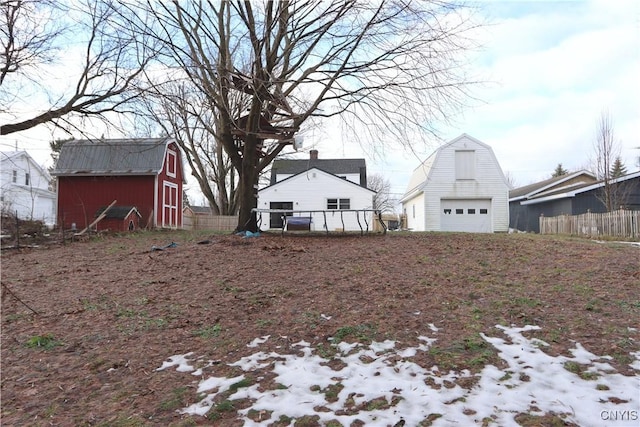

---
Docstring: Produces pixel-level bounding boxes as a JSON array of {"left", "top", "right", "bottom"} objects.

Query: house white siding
[
  {"left": 1, "top": 151, "right": 56, "bottom": 226},
  {"left": 402, "top": 134, "right": 509, "bottom": 232},
  {"left": 258, "top": 168, "right": 375, "bottom": 232},
  {"left": 403, "top": 192, "right": 425, "bottom": 231}
]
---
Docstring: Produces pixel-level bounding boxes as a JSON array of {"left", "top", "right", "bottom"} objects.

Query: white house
[
  {"left": 257, "top": 150, "right": 377, "bottom": 231},
  {"left": 1, "top": 151, "right": 56, "bottom": 226},
  {"left": 400, "top": 134, "right": 509, "bottom": 233}
]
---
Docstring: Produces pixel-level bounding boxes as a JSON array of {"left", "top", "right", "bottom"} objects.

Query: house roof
[
  {"left": 95, "top": 205, "right": 142, "bottom": 219},
  {"left": 51, "top": 138, "right": 175, "bottom": 176},
  {"left": 270, "top": 157, "right": 367, "bottom": 186},
  {"left": 260, "top": 167, "right": 376, "bottom": 194},
  {"left": 509, "top": 170, "right": 597, "bottom": 201},
  {"left": 520, "top": 170, "right": 640, "bottom": 206}
]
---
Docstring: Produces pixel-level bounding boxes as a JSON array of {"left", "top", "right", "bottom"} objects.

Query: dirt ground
[{"left": 1, "top": 231, "right": 638, "bottom": 426}]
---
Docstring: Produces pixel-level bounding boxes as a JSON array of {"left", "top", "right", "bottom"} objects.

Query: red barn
[{"left": 52, "top": 138, "right": 184, "bottom": 230}]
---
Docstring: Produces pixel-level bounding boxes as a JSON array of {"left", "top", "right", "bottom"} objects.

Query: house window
[
  {"left": 455, "top": 150, "right": 476, "bottom": 180},
  {"left": 25, "top": 173, "right": 30, "bottom": 186},
  {"left": 166, "top": 148, "right": 177, "bottom": 178},
  {"left": 327, "top": 198, "right": 350, "bottom": 209},
  {"left": 412, "top": 204, "right": 415, "bottom": 218},
  {"left": 12, "top": 170, "right": 17, "bottom": 183}
]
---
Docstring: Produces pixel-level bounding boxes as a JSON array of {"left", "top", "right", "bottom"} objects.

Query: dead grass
[{"left": 1, "top": 230, "right": 638, "bottom": 425}]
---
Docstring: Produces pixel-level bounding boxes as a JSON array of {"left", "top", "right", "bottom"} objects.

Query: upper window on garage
[{"left": 455, "top": 150, "right": 475, "bottom": 180}]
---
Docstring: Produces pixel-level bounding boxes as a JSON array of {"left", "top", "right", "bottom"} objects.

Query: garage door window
[
  {"left": 468, "top": 209, "right": 475, "bottom": 214},
  {"left": 480, "top": 208, "right": 488, "bottom": 214},
  {"left": 456, "top": 209, "right": 463, "bottom": 214}
]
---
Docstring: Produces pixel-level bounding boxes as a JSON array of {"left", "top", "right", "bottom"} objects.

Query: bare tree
[
  {"left": 368, "top": 173, "right": 395, "bottom": 213},
  {"left": 133, "top": 1, "right": 481, "bottom": 231},
  {"left": 0, "top": 0, "right": 156, "bottom": 136},
  {"left": 592, "top": 110, "right": 628, "bottom": 211},
  {"left": 503, "top": 170, "right": 517, "bottom": 189},
  {"left": 139, "top": 82, "right": 240, "bottom": 215}
]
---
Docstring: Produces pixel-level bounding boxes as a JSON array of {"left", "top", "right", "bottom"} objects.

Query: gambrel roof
[
  {"left": 51, "top": 137, "right": 176, "bottom": 176},
  {"left": 401, "top": 133, "right": 505, "bottom": 203}
]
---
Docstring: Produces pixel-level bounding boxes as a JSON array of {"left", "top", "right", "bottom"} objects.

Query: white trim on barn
[
  {"left": 401, "top": 134, "right": 509, "bottom": 233},
  {"left": 162, "top": 181, "right": 179, "bottom": 228}
]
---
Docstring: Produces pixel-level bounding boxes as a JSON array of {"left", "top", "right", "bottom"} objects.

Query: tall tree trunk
[{"left": 236, "top": 135, "right": 260, "bottom": 232}]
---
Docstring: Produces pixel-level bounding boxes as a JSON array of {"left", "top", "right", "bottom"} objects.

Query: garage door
[{"left": 441, "top": 199, "right": 492, "bottom": 232}]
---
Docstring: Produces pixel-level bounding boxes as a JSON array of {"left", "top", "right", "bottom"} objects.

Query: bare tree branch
[
  {"left": 131, "top": 0, "right": 482, "bottom": 231},
  {"left": 0, "top": 0, "right": 157, "bottom": 135}
]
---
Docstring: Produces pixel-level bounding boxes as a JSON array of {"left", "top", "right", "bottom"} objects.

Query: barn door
[{"left": 163, "top": 182, "right": 179, "bottom": 228}]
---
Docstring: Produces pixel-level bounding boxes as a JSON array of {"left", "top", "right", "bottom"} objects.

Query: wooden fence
[
  {"left": 539, "top": 209, "right": 640, "bottom": 239},
  {"left": 183, "top": 214, "right": 238, "bottom": 231}
]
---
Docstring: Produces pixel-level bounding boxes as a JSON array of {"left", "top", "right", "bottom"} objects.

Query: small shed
[{"left": 95, "top": 206, "right": 142, "bottom": 232}]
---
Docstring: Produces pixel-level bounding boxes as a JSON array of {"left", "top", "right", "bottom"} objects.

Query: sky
[
  {"left": 1, "top": 0, "right": 639, "bottom": 206},
  {"left": 305, "top": 0, "right": 640, "bottom": 201},
  {"left": 157, "top": 324, "right": 640, "bottom": 426}
]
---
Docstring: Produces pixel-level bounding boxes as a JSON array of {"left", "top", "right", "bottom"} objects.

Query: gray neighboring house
[{"left": 509, "top": 170, "right": 640, "bottom": 233}]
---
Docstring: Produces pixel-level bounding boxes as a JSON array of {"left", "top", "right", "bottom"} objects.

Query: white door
[
  {"left": 441, "top": 199, "right": 492, "bottom": 232},
  {"left": 162, "top": 182, "right": 179, "bottom": 228}
]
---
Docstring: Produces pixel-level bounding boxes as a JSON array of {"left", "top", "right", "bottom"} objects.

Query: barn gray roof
[
  {"left": 51, "top": 138, "right": 173, "bottom": 176},
  {"left": 270, "top": 158, "right": 367, "bottom": 186}
]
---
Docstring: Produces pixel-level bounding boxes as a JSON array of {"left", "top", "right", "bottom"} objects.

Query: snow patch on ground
[{"left": 159, "top": 325, "right": 640, "bottom": 426}]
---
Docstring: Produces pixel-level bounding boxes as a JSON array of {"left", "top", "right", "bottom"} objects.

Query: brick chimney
[{"left": 310, "top": 149, "right": 318, "bottom": 160}]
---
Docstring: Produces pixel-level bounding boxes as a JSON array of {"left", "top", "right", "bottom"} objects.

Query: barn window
[
  {"left": 166, "top": 148, "right": 177, "bottom": 178},
  {"left": 455, "top": 150, "right": 476, "bottom": 180},
  {"left": 455, "top": 209, "right": 463, "bottom": 214},
  {"left": 468, "top": 209, "right": 476, "bottom": 214},
  {"left": 480, "top": 208, "right": 488, "bottom": 214}
]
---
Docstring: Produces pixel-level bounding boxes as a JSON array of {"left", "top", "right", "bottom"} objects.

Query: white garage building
[{"left": 401, "top": 134, "right": 509, "bottom": 233}]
